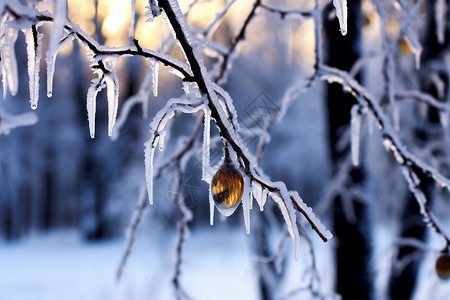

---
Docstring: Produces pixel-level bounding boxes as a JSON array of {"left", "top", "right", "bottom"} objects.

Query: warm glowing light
[{"left": 102, "top": 9, "right": 128, "bottom": 36}]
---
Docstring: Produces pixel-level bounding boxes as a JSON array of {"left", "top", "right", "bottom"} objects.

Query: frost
[
  {"left": 1, "top": 26, "right": 19, "bottom": 96},
  {"left": 350, "top": 105, "right": 361, "bottom": 167},
  {"left": 145, "top": 0, "right": 161, "bottom": 22},
  {"left": 23, "top": 26, "right": 43, "bottom": 110},
  {"left": 151, "top": 59, "right": 159, "bottom": 97},
  {"left": 146, "top": 97, "right": 204, "bottom": 205},
  {"left": 435, "top": 0, "right": 447, "bottom": 44},
  {"left": 46, "top": 0, "right": 67, "bottom": 98},
  {"left": 182, "top": 82, "right": 190, "bottom": 94},
  {"left": 333, "top": 0, "right": 348, "bottom": 36}
]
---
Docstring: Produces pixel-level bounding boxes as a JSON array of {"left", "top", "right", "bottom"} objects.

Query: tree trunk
[{"left": 324, "top": 1, "right": 373, "bottom": 298}]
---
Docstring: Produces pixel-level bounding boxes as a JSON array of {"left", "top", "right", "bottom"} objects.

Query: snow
[
  {"left": 0, "top": 229, "right": 259, "bottom": 300},
  {"left": 333, "top": 0, "right": 347, "bottom": 36}
]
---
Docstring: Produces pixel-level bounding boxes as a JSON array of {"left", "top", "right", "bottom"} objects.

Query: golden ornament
[
  {"left": 435, "top": 252, "right": 450, "bottom": 279},
  {"left": 211, "top": 166, "right": 244, "bottom": 216}
]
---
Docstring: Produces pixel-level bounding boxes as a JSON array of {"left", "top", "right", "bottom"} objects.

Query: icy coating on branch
[{"left": 155, "top": 0, "right": 333, "bottom": 246}]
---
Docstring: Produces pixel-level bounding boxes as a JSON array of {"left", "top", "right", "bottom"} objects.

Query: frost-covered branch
[
  {"left": 171, "top": 167, "right": 193, "bottom": 300},
  {"left": 152, "top": 0, "right": 332, "bottom": 249},
  {"left": 116, "top": 183, "right": 148, "bottom": 282},
  {"left": 319, "top": 64, "right": 450, "bottom": 242}
]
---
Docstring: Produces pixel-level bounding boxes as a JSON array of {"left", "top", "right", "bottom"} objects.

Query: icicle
[
  {"left": 1, "top": 64, "right": 6, "bottom": 99},
  {"left": 103, "top": 57, "right": 120, "bottom": 136},
  {"left": 439, "top": 110, "right": 448, "bottom": 129},
  {"left": 333, "top": 0, "right": 348, "bottom": 36},
  {"left": 23, "top": 26, "right": 43, "bottom": 110},
  {"left": 286, "top": 19, "right": 292, "bottom": 63},
  {"left": 367, "top": 111, "right": 374, "bottom": 135},
  {"left": 202, "top": 109, "right": 211, "bottom": 181},
  {"left": 182, "top": 82, "right": 190, "bottom": 94},
  {"left": 209, "top": 184, "right": 215, "bottom": 225},
  {"left": 2, "top": 26, "right": 19, "bottom": 96},
  {"left": 152, "top": 59, "right": 159, "bottom": 97},
  {"left": 129, "top": 0, "right": 137, "bottom": 38},
  {"left": 242, "top": 179, "right": 252, "bottom": 234},
  {"left": 168, "top": 67, "right": 185, "bottom": 79},
  {"left": 86, "top": 77, "right": 103, "bottom": 138},
  {"left": 252, "top": 181, "right": 266, "bottom": 211},
  {"left": 144, "top": 135, "right": 159, "bottom": 205},
  {"left": 392, "top": 99, "right": 400, "bottom": 131},
  {"left": 46, "top": 0, "right": 67, "bottom": 98},
  {"left": 159, "top": 130, "right": 166, "bottom": 151},
  {"left": 261, "top": 188, "right": 268, "bottom": 211},
  {"left": 435, "top": 0, "right": 447, "bottom": 44},
  {"left": 350, "top": 105, "right": 361, "bottom": 167},
  {"left": 405, "top": 31, "right": 422, "bottom": 70}
]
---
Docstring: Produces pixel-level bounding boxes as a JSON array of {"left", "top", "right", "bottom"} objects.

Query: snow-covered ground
[
  {"left": 0, "top": 228, "right": 260, "bottom": 300},
  {"left": 1, "top": 224, "right": 449, "bottom": 299}
]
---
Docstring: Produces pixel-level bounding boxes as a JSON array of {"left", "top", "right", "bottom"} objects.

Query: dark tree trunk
[
  {"left": 388, "top": 1, "right": 448, "bottom": 298},
  {"left": 324, "top": 1, "right": 373, "bottom": 299}
]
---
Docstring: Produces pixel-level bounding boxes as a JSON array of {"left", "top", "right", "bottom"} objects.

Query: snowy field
[
  {"left": 1, "top": 225, "right": 450, "bottom": 299},
  {"left": 0, "top": 228, "right": 261, "bottom": 300}
]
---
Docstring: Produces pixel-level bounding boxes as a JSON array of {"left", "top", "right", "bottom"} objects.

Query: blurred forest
[{"left": 2, "top": 0, "right": 450, "bottom": 299}]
